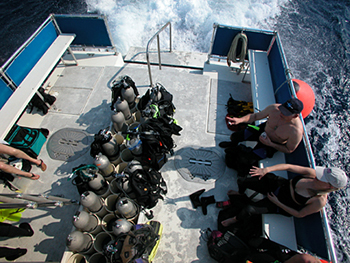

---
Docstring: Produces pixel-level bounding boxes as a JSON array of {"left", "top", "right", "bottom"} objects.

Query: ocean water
[{"left": 1, "top": 0, "right": 349, "bottom": 261}]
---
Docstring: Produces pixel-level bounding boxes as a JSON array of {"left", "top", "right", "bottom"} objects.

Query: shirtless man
[{"left": 219, "top": 98, "right": 304, "bottom": 159}]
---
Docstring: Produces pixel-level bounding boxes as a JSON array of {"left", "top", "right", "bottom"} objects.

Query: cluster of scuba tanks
[{"left": 65, "top": 75, "right": 180, "bottom": 263}]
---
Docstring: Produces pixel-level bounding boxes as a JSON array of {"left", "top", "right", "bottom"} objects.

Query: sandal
[{"left": 37, "top": 159, "right": 47, "bottom": 171}]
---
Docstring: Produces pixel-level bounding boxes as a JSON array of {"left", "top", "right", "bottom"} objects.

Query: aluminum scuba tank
[
  {"left": 121, "top": 80, "right": 136, "bottom": 109},
  {"left": 119, "top": 176, "right": 133, "bottom": 194},
  {"left": 111, "top": 111, "right": 127, "bottom": 132},
  {"left": 66, "top": 230, "right": 93, "bottom": 253},
  {"left": 128, "top": 137, "right": 142, "bottom": 156},
  {"left": 112, "top": 218, "right": 133, "bottom": 236},
  {"left": 124, "top": 160, "right": 142, "bottom": 175},
  {"left": 88, "top": 171, "right": 108, "bottom": 195},
  {"left": 101, "top": 136, "right": 120, "bottom": 162},
  {"left": 115, "top": 197, "right": 138, "bottom": 219},
  {"left": 94, "top": 153, "right": 115, "bottom": 177},
  {"left": 115, "top": 97, "right": 131, "bottom": 120},
  {"left": 72, "top": 210, "right": 98, "bottom": 233},
  {"left": 151, "top": 85, "right": 162, "bottom": 102},
  {"left": 80, "top": 191, "right": 103, "bottom": 213}
]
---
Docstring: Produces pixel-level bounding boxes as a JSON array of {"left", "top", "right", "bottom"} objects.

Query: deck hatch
[
  {"left": 47, "top": 128, "right": 92, "bottom": 162},
  {"left": 174, "top": 146, "right": 225, "bottom": 184}
]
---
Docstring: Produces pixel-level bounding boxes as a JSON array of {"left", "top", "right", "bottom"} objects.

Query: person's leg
[
  {"left": 221, "top": 193, "right": 262, "bottom": 227},
  {"left": 0, "top": 162, "right": 40, "bottom": 180},
  {"left": 220, "top": 124, "right": 262, "bottom": 147},
  {"left": 237, "top": 197, "right": 279, "bottom": 220},
  {"left": 0, "top": 144, "right": 46, "bottom": 171},
  {"left": 252, "top": 143, "right": 278, "bottom": 160},
  {"left": 237, "top": 173, "right": 287, "bottom": 195},
  {"left": 0, "top": 222, "right": 34, "bottom": 237},
  {"left": 222, "top": 198, "right": 277, "bottom": 227},
  {"left": 0, "top": 247, "right": 27, "bottom": 260},
  {"left": 219, "top": 129, "right": 245, "bottom": 148}
]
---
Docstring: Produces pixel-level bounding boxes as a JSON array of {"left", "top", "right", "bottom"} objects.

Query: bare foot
[
  {"left": 227, "top": 190, "right": 240, "bottom": 196},
  {"left": 221, "top": 217, "right": 237, "bottom": 227}
]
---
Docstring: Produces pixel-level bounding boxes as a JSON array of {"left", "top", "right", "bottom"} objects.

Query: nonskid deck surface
[{"left": 0, "top": 51, "right": 252, "bottom": 262}]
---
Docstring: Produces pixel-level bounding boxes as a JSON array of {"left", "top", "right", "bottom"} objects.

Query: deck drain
[
  {"left": 174, "top": 146, "right": 226, "bottom": 184},
  {"left": 47, "top": 128, "right": 93, "bottom": 162}
]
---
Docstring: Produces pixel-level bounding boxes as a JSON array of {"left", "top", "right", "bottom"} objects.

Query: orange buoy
[{"left": 293, "top": 79, "right": 315, "bottom": 118}]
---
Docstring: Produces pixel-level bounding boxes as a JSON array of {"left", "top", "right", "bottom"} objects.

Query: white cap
[{"left": 315, "top": 167, "right": 348, "bottom": 188}]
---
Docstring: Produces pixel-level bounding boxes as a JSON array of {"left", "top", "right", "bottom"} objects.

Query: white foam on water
[{"left": 85, "top": 0, "right": 289, "bottom": 55}]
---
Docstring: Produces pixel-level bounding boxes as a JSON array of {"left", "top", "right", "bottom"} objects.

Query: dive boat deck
[
  {"left": 0, "top": 15, "right": 336, "bottom": 263},
  {"left": 0, "top": 47, "right": 250, "bottom": 262}
]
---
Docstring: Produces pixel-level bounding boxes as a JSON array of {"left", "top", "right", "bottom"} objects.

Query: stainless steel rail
[
  {"left": 146, "top": 22, "right": 172, "bottom": 87},
  {"left": 277, "top": 33, "right": 338, "bottom": 263}
]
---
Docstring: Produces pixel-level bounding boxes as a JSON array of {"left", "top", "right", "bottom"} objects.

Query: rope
[
  {"left": 274, "top": 69, "right": 294, "bottom": 95},
  {"left": 227, "top": 32, "right": 248, "bottom": 70}
]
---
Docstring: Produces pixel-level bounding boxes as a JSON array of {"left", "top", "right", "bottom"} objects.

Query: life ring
[{"left": 293, "top": 79, "right": 315, "bottom": 118}]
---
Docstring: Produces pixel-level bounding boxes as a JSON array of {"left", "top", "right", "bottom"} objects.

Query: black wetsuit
[
  {"left": 234, "top": 173, "right": 313, "bottom": 220},
  {"left": 230, "top": 122, "right": 278, "bottom": 159}
]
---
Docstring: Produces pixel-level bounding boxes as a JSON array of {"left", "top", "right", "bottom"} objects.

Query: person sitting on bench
[
  {"left": 219, "top": 98, "right": 304, "bottom": 159},
  {"left": 0, "top": 142, "right": 46, "bottom": 180},
  {"left": 221, "top": 163, "right": 347, "bottom": 227}
]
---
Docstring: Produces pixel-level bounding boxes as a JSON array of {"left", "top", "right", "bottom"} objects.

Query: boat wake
[{"left": 85, "top": 0, "right": 289, "bottom": 55}]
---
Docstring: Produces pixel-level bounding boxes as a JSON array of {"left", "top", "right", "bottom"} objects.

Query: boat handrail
[
  {"left": 276, "top": 33, "right": 337, "bottom": 263},
  {"left": 146, "top": 22, "right": 172, "bottom": 87},
  {"left": 287, "top": 73, "right": 338, "bottom": 263}
]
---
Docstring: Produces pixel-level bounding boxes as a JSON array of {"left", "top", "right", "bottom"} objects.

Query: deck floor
[{"left": 0, "top": 50, "right": 252, "bottom": 263}]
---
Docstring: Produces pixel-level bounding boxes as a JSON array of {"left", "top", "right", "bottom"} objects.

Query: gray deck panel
[
  {"left": 124, "top": 47, "right": 208, "bottom": 69},
  {"left": 0, "top": 52, "right": 242, "bottom": 263}
]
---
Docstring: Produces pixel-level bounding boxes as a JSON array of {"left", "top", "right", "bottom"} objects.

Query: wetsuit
[
  {"left": 230, "top": 122, "right": 278, "bottom": 159},
  {"left": 234, "top": 173, "right": 313, "bottom": 220}
]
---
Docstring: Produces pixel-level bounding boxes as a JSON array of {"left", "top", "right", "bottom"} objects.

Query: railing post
[
  {"left": 146, "top": 22, "right": 172, "bottom": 87},
  {"left": 157, "top": 35, "right": 161, "bottom": 70},
  {"left": 146, "top": 52, "right": 153, "bottom": 87},
  {"left": 169, "top": 23, "right": 172, "bottom": 52}
]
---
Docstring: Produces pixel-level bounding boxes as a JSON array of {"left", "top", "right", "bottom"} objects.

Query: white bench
[
  {"left": 0, "top": 34, "right": 76, "bottom": 140},
  {"left": 248, "top": 49, "right": 297, "bottom": 251}
]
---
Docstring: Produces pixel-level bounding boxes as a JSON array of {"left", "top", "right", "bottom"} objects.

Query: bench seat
[
  {"left": 0, "top": 34, "right": 76, "bottom": 140},
  {"left": 248, "top": 49, "right": 297, "bottom": 251}
]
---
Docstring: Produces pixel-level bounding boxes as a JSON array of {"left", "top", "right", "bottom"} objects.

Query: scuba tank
[
  {"left": 124, "top": 160, "right": 143, "bottom": 175},
  {"left": 101, "top": 134, "right": 120, "bottom": 162},
  {"left": 80, "top": 191, "right": 104, "bottom": 213},
  {"left": 115, "top": 197, "right": 138, "bottom": 219},
  {"left": 119, "top": 176, "right": 134, "bottom": 196},
  {"left": 88, "top": 171, "right": 108, "bottom": 196},
  {"left": 112, "top": 218, "right": 133, "bottom": 236},
  {"left": 94, "top": 153, "right": 115, "bottom": 177},
  {"left": 66, "top": 230, "right": 93, "bottom": 253},
  {"left": 121, "top": 78, "right": 136, "bottom": 109},
  {"left": 111, "top": 111, "right": 127, "bottom": 132},
  {"left": 72, "top": 210, "right": 98, "bottom": 233},
  {"left": 128, "top": 135, "right": 142, "bottom": 156},
  {"left": 71, "top": 164, "right": 107, "bottom": 196},
  {"left": 115, "top": 97, "right": 131, "bottom": 120}
]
